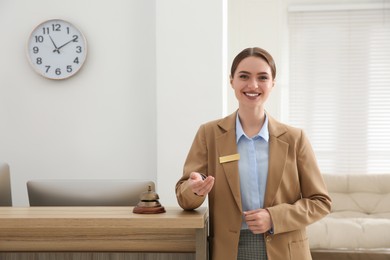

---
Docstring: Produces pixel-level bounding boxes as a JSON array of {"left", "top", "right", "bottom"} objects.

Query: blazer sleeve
[
  {"left": 175, "top": 124, "right": 208, "bottom": 210},
  {"left": 267, "top": 130, "right": 332, "bottom": 234}
]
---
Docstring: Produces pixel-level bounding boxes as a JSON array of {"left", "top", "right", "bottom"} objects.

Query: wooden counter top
[{"left": 0, "top": 206, "right": 208, "bottom": 229}]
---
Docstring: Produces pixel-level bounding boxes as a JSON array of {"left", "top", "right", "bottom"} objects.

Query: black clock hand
[
  {"left": 57, "top": 37, "right": 77, "bottom": 51},
  {"left": 49, "top": 35, "right": 60, "bottom": 54}
]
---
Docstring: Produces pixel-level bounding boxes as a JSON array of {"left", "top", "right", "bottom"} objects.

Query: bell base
[{"left": 132, "top": 206, "right": 166, "bottom": 214}]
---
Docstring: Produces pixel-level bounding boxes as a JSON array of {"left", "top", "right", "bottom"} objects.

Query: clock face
[{"left": 27, "top": 19, "right": 87, "bottom": 80}]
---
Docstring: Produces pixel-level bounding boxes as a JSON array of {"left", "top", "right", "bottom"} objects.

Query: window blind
[{"left": 288, "top": 4, "right": 390, "bottom": 174}]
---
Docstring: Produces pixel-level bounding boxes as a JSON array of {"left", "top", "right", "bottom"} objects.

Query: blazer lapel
[
  {"left": 264, "top": 115, "right": 289, "bottom": 207},
  {"left": 216, "top": 112, "right": 242, "bottom": 212}
]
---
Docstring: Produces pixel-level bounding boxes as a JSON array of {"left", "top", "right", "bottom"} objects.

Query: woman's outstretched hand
[{"left": 189, "top": 172, "right": 215, "bottom": 196}]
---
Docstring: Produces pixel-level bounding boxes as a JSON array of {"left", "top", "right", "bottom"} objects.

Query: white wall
[
  {"left": 0, "top": 0, "right": 225, "bottom": 207},
  {"left": 156, "top": 0, "right": 225, "bottom": 205},
  {"left": 0, "top": 0, "right": 157, "bottom": 206}
]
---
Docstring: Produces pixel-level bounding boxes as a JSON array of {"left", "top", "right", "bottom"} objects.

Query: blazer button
[{"left": 265, "top": 235, "right": 272, "bottom": 242}]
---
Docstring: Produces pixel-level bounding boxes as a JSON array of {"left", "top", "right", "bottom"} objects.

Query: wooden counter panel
[
  {"left": 0, "top": 228, "right": 195, "bottom": 252},
  {"left": 0, "top": 252, "right": 196, "bottom": 260}
]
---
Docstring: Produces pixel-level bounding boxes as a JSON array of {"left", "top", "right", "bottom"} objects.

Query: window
[{"left": 288, "top": 4, "right": 390, "bottom": 174}]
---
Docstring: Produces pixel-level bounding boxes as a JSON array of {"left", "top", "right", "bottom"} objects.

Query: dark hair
[{"left": 230, "top": 47, "right": 276, "bottom": 80}]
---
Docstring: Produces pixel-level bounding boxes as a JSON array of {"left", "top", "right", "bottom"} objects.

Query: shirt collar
[{"left": 236, "top": 112, "right": 269, "bottom": 143}]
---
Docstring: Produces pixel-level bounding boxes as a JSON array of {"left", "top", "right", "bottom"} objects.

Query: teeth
[{"left": 245, "top": 93, "right": 260, "bottom": 97}]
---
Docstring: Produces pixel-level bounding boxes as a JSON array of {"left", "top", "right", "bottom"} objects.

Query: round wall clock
[{"left": 27, "top": 19, "right": 87, "bottom": 80}]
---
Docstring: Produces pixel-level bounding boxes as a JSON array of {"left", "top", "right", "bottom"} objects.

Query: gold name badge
[{"left": 219, "top": 154, "right": 240, "bottom": 164}]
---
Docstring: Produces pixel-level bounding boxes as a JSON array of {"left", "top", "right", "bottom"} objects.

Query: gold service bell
[{"left": 133, "top": 185, "right": 166, "bottom": 214}]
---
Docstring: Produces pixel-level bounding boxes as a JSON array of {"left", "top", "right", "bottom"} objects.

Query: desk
[{"left": 0, "top": 207, "right": 208, "bottom": 260}]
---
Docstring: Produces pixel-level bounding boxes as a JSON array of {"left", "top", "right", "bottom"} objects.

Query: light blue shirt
[{"left": 236, "top": 113, "right": 269, "bottom": 229}]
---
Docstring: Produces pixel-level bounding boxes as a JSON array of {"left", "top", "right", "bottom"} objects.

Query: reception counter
[{"left": 0, "top": 206, "right": 208, "bottom": 260}]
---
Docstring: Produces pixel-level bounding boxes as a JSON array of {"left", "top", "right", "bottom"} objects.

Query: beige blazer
[{"left": 176, "top": 111, "right": 331, "bottom": 260}]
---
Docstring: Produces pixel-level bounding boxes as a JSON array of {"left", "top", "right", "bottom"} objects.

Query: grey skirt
[{"left": 237, "top": 229, "right": 268, "bottom": 260}]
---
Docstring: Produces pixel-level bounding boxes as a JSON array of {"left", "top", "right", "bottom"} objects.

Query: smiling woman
[{"left": 175, "top": 47, "right": 331, "bottom": 260}]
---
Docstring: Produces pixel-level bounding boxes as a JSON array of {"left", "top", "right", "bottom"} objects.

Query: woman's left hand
[{"left": 243, "top": 209, "right": 273, "bottom": 234}]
